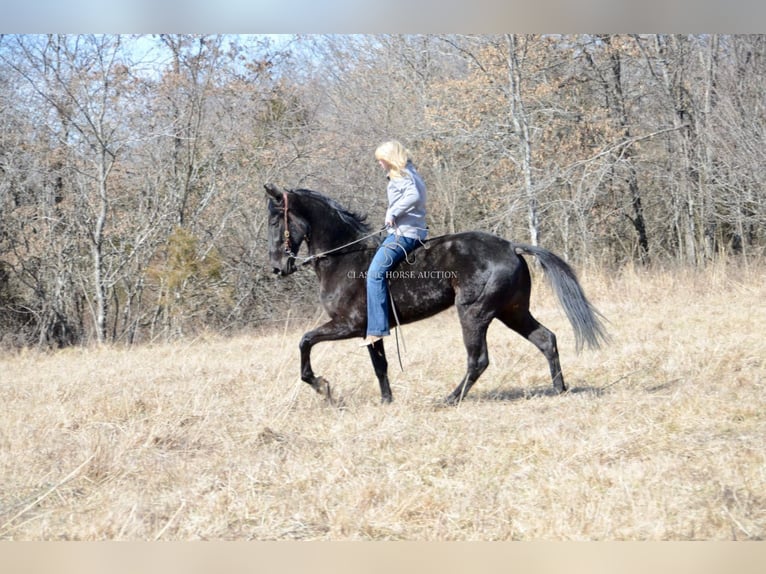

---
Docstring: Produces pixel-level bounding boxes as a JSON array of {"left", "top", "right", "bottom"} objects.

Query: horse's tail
[{"left": 513, "top": 243, "right": 610, "bottom": 352}]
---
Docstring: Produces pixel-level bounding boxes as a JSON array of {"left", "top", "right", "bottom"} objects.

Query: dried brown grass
[{"left": 1, "top": 261, "right": 764, "bottom": 540}]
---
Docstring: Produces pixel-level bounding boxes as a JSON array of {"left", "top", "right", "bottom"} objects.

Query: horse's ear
[{"left": 264, "top": 183, "right": 284, "bottom": 203}]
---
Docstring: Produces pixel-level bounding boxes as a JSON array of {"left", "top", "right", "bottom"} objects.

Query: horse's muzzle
[{"left": 273, "top": 258, "right": 296, "bottom": 276}]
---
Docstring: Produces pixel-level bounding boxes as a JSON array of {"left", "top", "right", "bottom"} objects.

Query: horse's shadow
[{"left": 472, "top": 384, "right": 605, "bottom": 403}]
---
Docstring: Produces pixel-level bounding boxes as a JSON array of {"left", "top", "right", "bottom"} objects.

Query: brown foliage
[{"left": 1, "top": 34, "right": 765, "bottom": 346}]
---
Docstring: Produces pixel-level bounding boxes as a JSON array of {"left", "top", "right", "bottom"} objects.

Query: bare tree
[
  {"left": 582, "top": 35, "right": 651, "bottom": 263},
  {"left": 1, "top": 35, "right": 136, "bottom": 343},
  {"left": 505, "top": 34, "right": 540, "bottom": 246}
]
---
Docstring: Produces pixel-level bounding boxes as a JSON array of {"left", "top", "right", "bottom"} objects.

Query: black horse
[{"left": 265, "top": 183, "right": 608, "bottom": 404}]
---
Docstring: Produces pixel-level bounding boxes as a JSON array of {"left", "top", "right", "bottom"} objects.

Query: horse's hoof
[{"left": 314, "top": 376, "right": 332, "bottom": 398}]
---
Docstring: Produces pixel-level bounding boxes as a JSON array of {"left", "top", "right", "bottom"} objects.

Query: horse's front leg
[{"left": 299, "top": 319, "right": 362, "bottom": 400}]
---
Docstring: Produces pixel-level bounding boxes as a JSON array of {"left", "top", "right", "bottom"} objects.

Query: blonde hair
[{"left": 375, "top": 140, "right": 411, "bottom": 179}]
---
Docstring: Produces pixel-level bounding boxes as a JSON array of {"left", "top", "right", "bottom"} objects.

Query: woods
[{"left": 1, "top": 34, "right": 765, "bottom": 348}]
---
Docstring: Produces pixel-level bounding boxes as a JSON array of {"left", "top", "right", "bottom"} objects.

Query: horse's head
[{"left": 265, "top": 183, "right": 309, "bottom": 276}]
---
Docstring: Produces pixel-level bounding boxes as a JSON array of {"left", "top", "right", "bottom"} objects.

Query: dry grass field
[{"left": 1, "top": 261, "right": 764, "bottom": 540}]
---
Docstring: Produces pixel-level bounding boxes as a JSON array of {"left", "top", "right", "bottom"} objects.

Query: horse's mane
[{"left": 291, "top": 188, "right": 371, "bottom": 234}]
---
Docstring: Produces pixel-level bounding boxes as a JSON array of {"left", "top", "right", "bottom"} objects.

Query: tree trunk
[
  {"left": 602, "top": 35, "right": 650, "bottom": 264},
  {"left": 92, "top": 151, "right": 109, "bottom": 343},
  {"left": 507, "top": 34, "right": 539, "bottom": 247}
]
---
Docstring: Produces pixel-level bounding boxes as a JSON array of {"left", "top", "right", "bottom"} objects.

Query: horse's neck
[
  {"left": 306, "top": 215, "right": 366, "bottom": 255},
  {"left": 304, "top": 212, "right": 375, "bottom": 277}
]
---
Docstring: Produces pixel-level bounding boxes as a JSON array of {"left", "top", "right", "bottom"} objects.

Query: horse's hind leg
[
  {"left": 367, "top": 339, "right": 392, "bottom": 403},
  {"left": 445, "top": 307, "right": 491, "bottom": 405},
  {"left": 498, "top": 310, "right": 566, "bottom": 393}
]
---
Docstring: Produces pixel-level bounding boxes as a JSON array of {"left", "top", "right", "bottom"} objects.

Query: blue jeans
[{"left": 366, "top": 234, "right": 420, "bottom": 337}]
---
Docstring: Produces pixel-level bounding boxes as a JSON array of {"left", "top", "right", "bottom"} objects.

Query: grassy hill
[{"left": 1, "top": 261, "right": 764, "bottom": 540}]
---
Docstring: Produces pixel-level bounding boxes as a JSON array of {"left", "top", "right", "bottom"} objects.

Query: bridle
[{"left": 282, "top": 191, "right": 295, "bottom": 258}]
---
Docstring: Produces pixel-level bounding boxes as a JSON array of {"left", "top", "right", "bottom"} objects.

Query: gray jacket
[{"left": 384, "top": 161, "right": 427, "bottom": 240}]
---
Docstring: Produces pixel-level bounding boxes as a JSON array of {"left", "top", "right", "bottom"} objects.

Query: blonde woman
[{"left": 362, "top": 140, "right": 427, "bottom": 346}]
